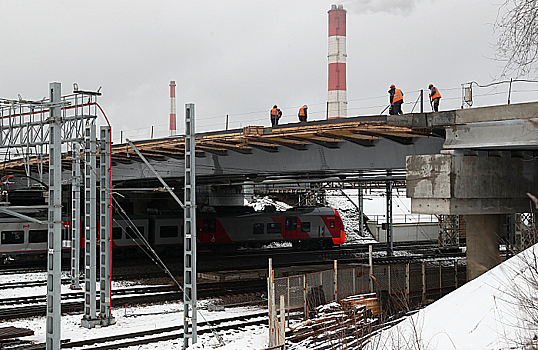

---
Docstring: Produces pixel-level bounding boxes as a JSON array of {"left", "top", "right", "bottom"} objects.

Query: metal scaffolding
[
  {"left": 0, "top": 83, "right": 107, "bottom": 350},
  {"left": 438, "top": 215, "right": 461, "bottom": 249},
  {"left": 184, "top": 103, "right": 198, "bottom": 349}
]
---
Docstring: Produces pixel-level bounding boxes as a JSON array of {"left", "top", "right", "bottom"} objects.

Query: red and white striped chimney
[
  {"left": 169, "top": 81, "right": 176, "bottom": 136},
  {"left": 327, "top": 4, "right": 347, "bottom": 118}
]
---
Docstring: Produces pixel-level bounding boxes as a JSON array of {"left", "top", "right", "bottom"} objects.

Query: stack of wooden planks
[{"left": 287, "top": 293, "right": 381, "bottom": 344}]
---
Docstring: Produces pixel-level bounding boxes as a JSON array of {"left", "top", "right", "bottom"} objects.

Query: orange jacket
[
  {"left": 299, "top": 106, "right": 307, "bottom": 117},
  {"left": 392, "top": 88, "right": 403, "bottom": 103},
  {"left": 429, "top": 86, "right": 441, "bottom": 100},
  {"left": 271, "top": 107, "right": 280, "bottom": 117}
]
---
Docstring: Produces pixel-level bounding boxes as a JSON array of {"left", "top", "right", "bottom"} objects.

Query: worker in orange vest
[
  {"left": 428, "top": 84, "right": 442, "bottom": 112},
  {"left": 270, "top": 105, "right": 282, "bottom": 127},
  {"left": 298, "top": 105, "right": 308, "bottom": 122},
  {"left": 388, "top": 84, "right": 404, "bottom": 115}
]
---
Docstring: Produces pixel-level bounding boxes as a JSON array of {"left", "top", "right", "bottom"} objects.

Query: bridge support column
[
  {"left": 407, "top": 152, "right": 537, "bottom": 280},
  {"left": 465, "top": 214, "right": 502, "bottom": 280}
]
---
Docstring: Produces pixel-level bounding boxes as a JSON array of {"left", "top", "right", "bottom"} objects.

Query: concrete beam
[
  {"left": 388, "top": 101, "right": 538, "bottom": 128},
  {"left": 407, "top": 152, "right": 537, "bottom": 215}
]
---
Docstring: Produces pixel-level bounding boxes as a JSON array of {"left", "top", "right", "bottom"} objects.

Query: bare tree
[{"left": 495, "top": 0, "right": 538, "bottom": 77}]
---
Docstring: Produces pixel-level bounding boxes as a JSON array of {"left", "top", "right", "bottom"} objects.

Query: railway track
[
  {"left": 0, "top": 280, "right": 266, "bottom": 321},
  {"left": 11, "top": 311, "right": 269, "bottom": 350}
]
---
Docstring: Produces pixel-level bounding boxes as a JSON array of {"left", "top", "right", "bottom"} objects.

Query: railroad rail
[
  {"left": 0, "top": 281, "right": 266, "bottom": 321},
  {"left": 11, "top": 311, "right": 269, "bottom": 350}
]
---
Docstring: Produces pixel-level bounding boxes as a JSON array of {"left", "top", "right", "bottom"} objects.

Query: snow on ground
[
  {"left": 366, "top": 244, "right": 538, "bottom": 350},
  {"left": 3, "top": 290, "right": 269, "bottom": 349}
]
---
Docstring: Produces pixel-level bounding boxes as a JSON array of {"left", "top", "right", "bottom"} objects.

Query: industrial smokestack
[
  {"left": 169, "top": 81, "right": 177, "bottom": 136},
  {"left": 327, "top": 4, "right": 347, "bottom": 118}
]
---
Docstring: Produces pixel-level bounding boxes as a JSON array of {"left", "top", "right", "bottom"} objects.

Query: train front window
[
  {"left": 301, "top": 222, "right": 311, "bottom": 233},
  {"left": 29, "top": 230, "right": 48, "bottom": 243},
  {"left": 202, "top": 219, "right": 216, "bottom": 234},
  {"left": 1, "top": 231, "right": 24, "bottom": 244},
  {"left": 112, "top": 228, "right": 122, "bottom": 240},
  {"left": 160, "top": 225, "right": 179, "bottom": 238},
  {"left": 253, "top": 223, "right": 264, "bottom": 234},
  {"left": 267, "top": 223, "right": 282, "bottom": 234}
]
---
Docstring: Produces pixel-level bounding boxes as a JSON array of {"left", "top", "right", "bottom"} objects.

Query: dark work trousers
[
  {"left": 432, "top": 98, "right": 440, "bottom": 112},
  {"left": 393, "top": 101, "right": 403, "bottom": 115},
  {"left": 271, "top": 116, "right": 278, "bottom": 126}
]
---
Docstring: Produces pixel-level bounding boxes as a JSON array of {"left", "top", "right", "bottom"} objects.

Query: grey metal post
[
  {"left": 70, "top": 142, "right": 81, "bottom": 290},
  {"left": 46, "top": 82, "right": 62, "bottom": 350},
  {"left": 369, "top": 244, "right": 373, "bottom": 293},
  {"left": 82, "top": 124, "right": 99, "bottom": 328},
  {"left": 183, "top": 103, "right": 197, "bottom": 348},
  {"left": 99, "top": 126, "right": 114, "bottom": 326},
  {"left": 405, "top": 263, "right": 410, "bottom": 305},
  {"left": 358, "top": 187, "right": 364, "bottom": 236},
  {"left": 333, "top": 260, "right": 338, "bottom": 301},
  {"left": 386, "top": 177, "right": 393, "bottom": 256},
  {"left": 422, "top": 262, "right": 426, "bottom": 302}
]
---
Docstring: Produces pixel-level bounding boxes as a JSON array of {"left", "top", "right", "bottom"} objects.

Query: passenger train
[{"left": 0, "top": 206, "right": 346, "bottom": 263}]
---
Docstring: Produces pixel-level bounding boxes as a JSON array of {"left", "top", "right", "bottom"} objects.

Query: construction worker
[
  {"left": 270, "top": 105, "right": 282, "bottom": 127},
  {"left": 388, "top": 84, "right": 404, "bottom": 115},
  {"left": 428, "top": 84, "right": 441, "bottom": 112},
  {"left": 298, "top": 105, "right": 308, "bottom": 122}
]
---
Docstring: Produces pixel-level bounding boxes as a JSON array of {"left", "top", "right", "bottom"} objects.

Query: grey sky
[{"left": 0, "top": 0, "right": 530, "bottom": 143}]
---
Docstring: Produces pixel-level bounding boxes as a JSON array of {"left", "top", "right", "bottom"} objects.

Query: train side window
[
  {"left": 62, "top": 227, "right": 71, "bottom": 241},
  {"left": 267, "top": 223, "right": 282, "bottom": 234},
  {"left": 202, "top": 219, "right": 216, "bottom": 234},
  {"left": 330, "top": 221, "right": 335, "bottom": 228},
  {"left": 1, "top": 231, "right": 24, "bottom": 244},
  {"left": 301, "top": 222, "right": 311, "bottom": 233},
  {"left": 126, "top": 226, "right": 144, "bottom": 239},
  {"left": 253, "top": 223, "right": 264, "bottom": 234},
  {"left": 285, "top": 217, "right": 297, "bottom": 231},
  {"left": 160, "top": 225, "right": 179, "bottom": 238},
  {"left": 112, "top": 228, "right": 122, "bottom": 240},
  {"left": 29, "top": 230, "right": 48, "bottom": 243}
]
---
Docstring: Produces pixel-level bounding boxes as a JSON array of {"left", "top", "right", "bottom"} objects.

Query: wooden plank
[{"left": 0, "top": 326, "right": 34, "bottom": 340}]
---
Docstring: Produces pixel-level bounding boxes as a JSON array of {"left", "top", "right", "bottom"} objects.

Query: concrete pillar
[{"left": 465, "top": 214, "right": 503, "bottom": 280}]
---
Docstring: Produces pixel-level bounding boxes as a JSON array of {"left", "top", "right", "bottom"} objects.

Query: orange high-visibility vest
[
  {"left": 393, "top": 88, "right": 403, "bottom": 103},
  {"left": 429, "top": 86, "right": 441, "bottom": 100},
  {"left": 271, "top": 107, "right": 280, "bottom": 117},
  {"left": 299, "top": 106, "right": 306, "bottom": 116}
]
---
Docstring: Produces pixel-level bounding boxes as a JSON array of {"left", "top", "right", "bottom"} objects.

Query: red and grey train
[{"left": 0, "top": 206, "right": 346, "bottom": 262}]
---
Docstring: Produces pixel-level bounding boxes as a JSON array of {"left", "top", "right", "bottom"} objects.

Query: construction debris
[{"left": 287, "top": 293, "right": 382, "bottom": 347}]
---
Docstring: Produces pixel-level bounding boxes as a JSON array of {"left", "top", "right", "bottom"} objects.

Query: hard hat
[
  {"left": 429, "top": 84, "right": 433, "bottom": 88},
  {"left": 390, "top": 84, "right": 395, "bottom": 88},
  {"left": 273, "top": 105, "right": 277, "bottom": 108}
]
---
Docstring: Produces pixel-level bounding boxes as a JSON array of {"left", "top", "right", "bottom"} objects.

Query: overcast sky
[{"left": 0, "top": 0, "right": 533, "bottom": 143}]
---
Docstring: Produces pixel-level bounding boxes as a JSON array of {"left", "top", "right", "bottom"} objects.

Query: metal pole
[
  {"left": 99, "top": 126, "right": 114, "bottom": 326},
  {"left": 386, "top": 175, "right": 393, "bottom": 256},
  {"left": 46, "top": 82, "right": 62, "bottom": 350},
  {"left": 279, "top": 295, "right": 285, "bottom": 348},
  {"left": 358, "top": 187, "right": 364, "bottom": 236},
  {"left": 82, "top": 124, "right": 99, "bottom": 328},
  {"left": 422, "top": 262, "right": 426, "bottom": 303},
  {"left": 268, "top": 258, "right": 273, "bottom": 346},
  {"left": 420, "top": 89, "right": 423, "bottom": 113},
  {"left": 70, "top": 142, "right": 81, "bottom": 290},
  {"left": 226, "top": 115, "right": 229, "bottom": 131},
  {"left": 369, "top": 244, "right": 373, "bottom": 293},
  {"left": 333, "top": 260, "right": 338, "bottom": 301},
  {"left": 183, "top": 103, "right": 198, "bottom": 349}
]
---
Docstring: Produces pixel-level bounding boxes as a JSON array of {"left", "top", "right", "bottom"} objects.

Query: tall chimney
[
  {"left": 169, "top": 81, "right": 176, "bottom": 136},
  {"left": 327, "top": 4, "right": 347, "bottom": 118}
]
